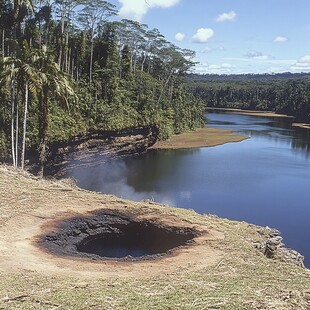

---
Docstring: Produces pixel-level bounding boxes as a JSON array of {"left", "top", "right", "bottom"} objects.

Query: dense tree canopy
[
  {"left": 187, "top": 73, "right": 310, "bottom": 122},
  {"left": 0, "top": 0, "right": 205, "bottom": 171}
]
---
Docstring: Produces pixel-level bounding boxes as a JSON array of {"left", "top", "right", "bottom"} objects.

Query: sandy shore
[
  {"left": 292, "top": 123, "right": 310, "bottom": 129},
  {"left": 150, "top": 127, "right": 248, "bottom": 150},
  {"left": 206, "top": 107, "right": 294, "bottom": 118}
]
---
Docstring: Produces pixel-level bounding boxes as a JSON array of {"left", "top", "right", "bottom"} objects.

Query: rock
[
  {"left": 255, "top": 227, "right": 305, "bottom": 268},
  {"left": 264, "top": 236, "right": 283, "bottom": 258},
  {"left": 278, "top": 247, "right": 305, "bottom": 268},
  {"left": 45, "top": 125, "right": 159, "bottom": 177},
  {"left": 257, "top": 226, "right": 281, "bottom": 237}
]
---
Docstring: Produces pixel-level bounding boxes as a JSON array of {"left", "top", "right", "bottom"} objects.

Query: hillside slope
[{"left": 0, "top": 166, "right": 309, "bottom": 309}]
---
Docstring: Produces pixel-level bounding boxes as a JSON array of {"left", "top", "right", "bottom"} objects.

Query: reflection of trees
[
  {"left": 125, "top": 149, "right": 199, "bottom": 192},
  {"left": 243, "top": 120, "right": 310, "bottom": 158},
  {"left": 291, "top": 127, "right": 310, "bottom": 159},
  {"left": 270, "top": 118, "right": 292, "bottom": 130},
  {"left": 209, "top": 112, "right": 310, "bottom": 159}
]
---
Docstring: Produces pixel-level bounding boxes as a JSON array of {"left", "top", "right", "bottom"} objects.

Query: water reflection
[
  {"left": 125, "top": 149, "right": 199, "bottom": 192},
  {"left": 208, "top": 113, "right": 310, "bottom": 158}
]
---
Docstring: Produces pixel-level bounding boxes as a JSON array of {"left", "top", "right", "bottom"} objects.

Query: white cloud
[
  {"left": 118, "top": 0, "right": 181, "bottom": 21},
  {"left": 201, "top": 47, "right": 212, "bottom": 53},
  {"left": 196, "top": 59, "right": 297, "bottom": 75},
  {"left": 210, "top": 63, "right": 232, "bottom": 69},
  {"left": 194, "top": 62, "right": 234, "bottom": 74},
  {"left": 219, "top": 56, "right": 298, "bottom": 74},
  {"left": 274, "top": 36, "right": 288, "bottom": 43},
  {"left": 254, "top": 55, "right": 270, "bottom": 60},
  {"left": 245, "top": 51, "right": 271, "bottom": 60},
  {"left": 297, "top": 55, "right": 310, "bottom": 63},
  {"left": 193, "top": 28, "right": 214, "bottom": 43},
  {"left": 215, "top": 11, "right": 236, "bottom": 22},
  {"left": 201, "top": 45, "right": 225, "bottom": 53},
  {"left": 175, "top": 32, "right": 185, "bottom": 42},
  {"left": 291, "top": 55, "right": 310, "bottom": 71},
  {"left": 225, "top": 57, "right": 295, "bottom": 65}
]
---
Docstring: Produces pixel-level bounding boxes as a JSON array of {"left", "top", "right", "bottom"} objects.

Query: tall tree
[
  {"left": 120, "top": 19, "right": 146, "bottom": 76},
  {"left": 55, "top": 0, "right": 80, "bottom": 71},
  {"left": 34, "top": 45, "right": 75, "bottom": 176},
  {"left": 77, "top": 0, "right": 116, "bottom": 83},
  {"left": 0, "top": 40, "right": 39, "bottom": 168}
]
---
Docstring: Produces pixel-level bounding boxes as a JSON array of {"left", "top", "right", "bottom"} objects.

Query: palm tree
[
  {"left": 34, "top": 45, "right": 75, "bottom": 177},
  {"left": 18, "top": 42, "right": 40, "bottom": 169},
  {"left": 0, "top": 40, "right": 40, "bottom": 169},
  {"left": 0, "top": 56, "right": 17, "bottom": 167},
  {"left": 13, "top": 0, "right": 34, "bottom": 21}
]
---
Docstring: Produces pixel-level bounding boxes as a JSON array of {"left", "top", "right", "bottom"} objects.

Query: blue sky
[{"left": 109, "top": 0, "right": 310, "bottom": 75}]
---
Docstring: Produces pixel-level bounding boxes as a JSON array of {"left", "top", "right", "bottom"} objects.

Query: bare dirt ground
[{"left": 0, "top": 165, "right": 309, "bottom": 309}]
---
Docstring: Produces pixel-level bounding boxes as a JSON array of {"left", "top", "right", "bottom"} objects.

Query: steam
[{"left": 69, "top": 158, "right": 159, "bottom": 202}]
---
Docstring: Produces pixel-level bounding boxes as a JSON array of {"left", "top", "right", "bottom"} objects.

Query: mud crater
[{"left": 38, "top": 210, "right": 198, "bottom": 261}]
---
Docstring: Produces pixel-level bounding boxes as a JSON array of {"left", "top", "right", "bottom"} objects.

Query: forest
[
  {"left": 187, "top": 73, "right": 310, "bottom": 122},
  {"left": 0, "top": 0, "right": 205, "bottom": 174}
]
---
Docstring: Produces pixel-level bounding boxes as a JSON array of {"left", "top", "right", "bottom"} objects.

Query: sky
[{"left": 108, "top": 0, "right": 310, "bottom": 75}]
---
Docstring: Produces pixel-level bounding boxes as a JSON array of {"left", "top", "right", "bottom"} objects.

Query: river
[{"left": 69, "top": 112, "right": 310, "bottom": 267}]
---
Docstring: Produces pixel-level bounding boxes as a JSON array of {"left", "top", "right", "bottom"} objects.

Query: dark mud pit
[{"left": 38, "top": 210, "right": 199, "bottom": 261}]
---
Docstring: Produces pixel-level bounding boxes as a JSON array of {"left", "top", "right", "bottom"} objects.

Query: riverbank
[
  {"left": 46, "top": 126, "right": 247, "bottom": 176},
  {"left": 45, "top": 126, "right": 159, "bottom": 177},
  {"left": 0, "top": 165, "right": 309, "bottom": 309},
  {"left": 206, "top": 107, "right": 295, "bottom": 118},
  {"left": 292, "top": 123, "right": 310, "bottom": 130},
  {"left": 150, "top": 127, "right": 248, "bottom": 150}
]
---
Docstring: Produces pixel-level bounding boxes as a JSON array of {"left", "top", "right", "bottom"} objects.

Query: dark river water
[{"left": 70, "top": 113, "right": 310, "bottom": 267}]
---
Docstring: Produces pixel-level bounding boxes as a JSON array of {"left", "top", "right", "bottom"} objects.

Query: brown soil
[
  {"left": 150, "top": 127, "right": 248, "bottom": 149},
  {"left": 0, "top": 166, "right": 223, "bottom": 279}
]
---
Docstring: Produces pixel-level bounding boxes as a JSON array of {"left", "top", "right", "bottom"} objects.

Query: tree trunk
[
  {"left": 15, "top": 94, "right": 19, "bottom": 167},
  {"left": 13, "top": 0, "right": 20, "bottom": 21},
  {"left": 71, "top": 47, "right": 75, "bottom": 78},
  {"left": 1, "top": 28, "right": 4, "bottom": 60},
  {"left": 44, "top": 5, "right": 52, "bottom": 48},
  {"left": 157, "top": 70, "right": 174, "bottom": 105},
  {"left": 65, "top": 31, "right": 69, "bottom": 73},
  {"left": 58, "top": 9, "right": 65, "bottom": 68},
  {"left": 38, "top": 89, "right": 49, "bottom": 177},
  {"left": 58, "top": 41, "right": 63, "bottom": 68},
  {"left": 21, "top": 80, "right": 29, "bottom": 170},
  {"left": 141, "top": 52, "right": 146, "bottom": 73},
  {"left": 38, "top": 19, "right": 42, "bottom": 48},
  {"left": 130, "top": 54, "right": 134, "bottom": 74},
  {"left": 10, "top": 69, "right": 16, "bottom": 168},
  {"left": 90, "top": 32, "right": 94, "bottom": 83}
]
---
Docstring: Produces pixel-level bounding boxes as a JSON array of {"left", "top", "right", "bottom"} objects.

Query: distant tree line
[
  {"left": 0, "top": 0, "right": 205, "bottom": 173},
  {"left": 187, "top": 73, "right": 310, "bottom": 122}
]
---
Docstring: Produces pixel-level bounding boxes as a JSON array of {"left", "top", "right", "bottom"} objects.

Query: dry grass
[
  {"left": 0, "top": 165, "right": 309, "bottom": 310},
  {"left": 150, "top": 127, "right": 248, "bottom": 150}
]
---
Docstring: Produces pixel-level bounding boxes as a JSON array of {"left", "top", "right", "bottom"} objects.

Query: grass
[
  {"left": 150, "top": 127, "right": 248, "bottom": 150},
  {"left": 0, "top": 165, "right": 309, "bottom": 309}
]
